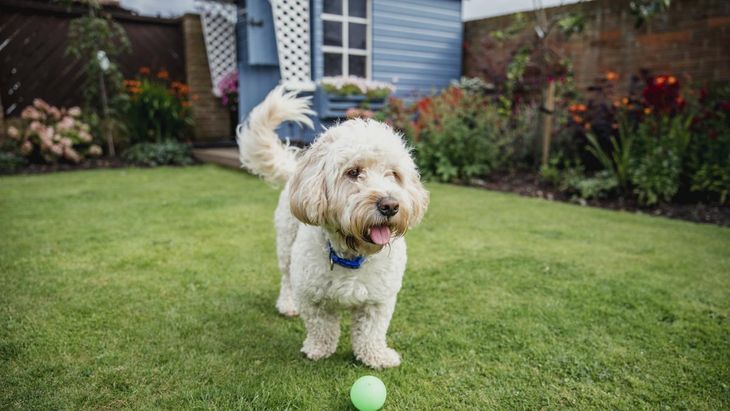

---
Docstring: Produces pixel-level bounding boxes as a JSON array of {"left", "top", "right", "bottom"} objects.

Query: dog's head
[{"left": 289, "top": 119, "right": 429, "bottom": 251}]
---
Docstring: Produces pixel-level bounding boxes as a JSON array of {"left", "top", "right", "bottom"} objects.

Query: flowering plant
[
  {"left": 320, "top": 76, "right": 395, "bottom": 100},
  {"left": 124, "top": 67, "right": 194, "bottom": 143},
  {"left": 5, "top": 99, "right": 101, "bottom": 163},
  {"left": 217, "top": 70, "right": 239, "bottom": 111}
]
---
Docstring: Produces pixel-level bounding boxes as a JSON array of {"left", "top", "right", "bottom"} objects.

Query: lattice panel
[
  {"left": 195, "top": 0, "right": 237, "bottom": 96},
  {"left": 271, "top": 0, "right": 315, "bottom": 91}
]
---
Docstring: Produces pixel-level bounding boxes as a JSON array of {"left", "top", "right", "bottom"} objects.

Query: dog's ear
[
  {"left": 288, "top": 141, "right": 329, "bottom": 226},
  {"left": 405, "top": 167, "right": 429, "bottom": 227}
]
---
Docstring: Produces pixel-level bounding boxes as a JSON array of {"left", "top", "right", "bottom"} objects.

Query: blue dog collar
[{"left": 329, "top": 243, "right": 365, "bottom": 270}]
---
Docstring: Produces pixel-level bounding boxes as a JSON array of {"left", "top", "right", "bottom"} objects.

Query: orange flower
[
  {"left": 613, "top": 100, "right": 621, "bottom": 108},
  {"left": 568, "top": 103, "right": 587, "bottom": 113},
  {"left": 572, "top": 115, "right": 583, "bottom": 124},
  {"left": 644, "top": 107, "right": 652, "bottom": 115},
  {"left": 655, "top": 76, "right": 666, "bottom": 86},
  {"left": 622, "top": 97, "right": 629, "bottom": 105},
  {"left": 157, "top": 70, "right": 169, "bottom": 79},
  {"left": 605, "top": 71, "right": 619, "bottom": 81},
  {"left": 171, "top": 81, "right": 182, "bottom": 89},
  {"left": 139, "top": 67, "right": 151, "bottom": 75},
  {"left": 584, "top": 122, "right": 592, "bottom": 130},
  {"left": 181, "top": 101, "right": 192, "bottom": 107},
  {"left": 129, "top": 87, "right": 142, "bottom": 94},
  {"left": 178, "top": 84, "right": 190, "bottom": 95},
  {"left": 667, "top": 76, "right": 677, "bottom": 85}
]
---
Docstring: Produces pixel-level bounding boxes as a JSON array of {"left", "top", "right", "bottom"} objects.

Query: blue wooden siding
[
  {"left": 237, "top": 0, "right": 280, "bottom": 122},
  {"left": 246, "top": 0, "right": 279, "bottom": 65},
  {"left": 372, "top": 0, "right": 462, "bottom": 99},
  {"left": 311, "top": 0, "right": 324, "bottom": 82}
]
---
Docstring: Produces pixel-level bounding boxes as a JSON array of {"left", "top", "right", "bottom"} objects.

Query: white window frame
[{"left": 321, "top": 0, "right": 371, "bottom": 79}]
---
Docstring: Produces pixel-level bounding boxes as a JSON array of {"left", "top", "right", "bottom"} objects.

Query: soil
[{"left": 470, "top": 171, "right": 730, "bottom": 227}]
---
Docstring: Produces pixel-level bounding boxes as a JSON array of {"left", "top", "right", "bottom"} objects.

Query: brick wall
[
  {"left": 182, "top": 14, "right": 232, "bottom": 143},
  {"left": 463, "top": 0, "right": 730, "bottom": 93}
]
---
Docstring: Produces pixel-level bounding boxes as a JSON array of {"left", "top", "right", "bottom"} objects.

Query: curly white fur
[{"left": 237, "top": 86, "right": 429, "bottom": 369}]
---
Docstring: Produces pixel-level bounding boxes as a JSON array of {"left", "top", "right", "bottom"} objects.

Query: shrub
[
  {"left": 686, "top": 84, "right": 730, "bottom": 203},
  {"left": 3, "top": 100, "right": 102, "bottom": 164},
  {"left": 122, "top": 141, "right": 194, "bottom": 167},
  {"left": 0, "top": 151, "right": 27, "bottom": 173},
  {"left": 125, "top": 70, "right": 193, "bottom": 143},
  {"left": 411, "top": 87, "right": 506, "bottom": 182},
  {"left": 378, "top": 83, "right": 539, "bottom": 182}
]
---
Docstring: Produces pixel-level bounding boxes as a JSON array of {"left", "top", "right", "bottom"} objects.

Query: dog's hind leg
[{"left": 274, "top": 189, "right": 299, "bottom": 317}]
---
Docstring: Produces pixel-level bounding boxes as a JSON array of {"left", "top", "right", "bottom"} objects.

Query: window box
[{"left": 316, "top": 88, "right": 386, "bottom": 119}]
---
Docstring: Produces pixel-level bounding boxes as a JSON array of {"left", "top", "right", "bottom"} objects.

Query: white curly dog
[{"left": 237, "top": 87, "right": 429, "bottom": 369}]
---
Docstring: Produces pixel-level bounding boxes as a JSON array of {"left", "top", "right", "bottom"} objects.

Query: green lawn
[{"left": 1, "top": 165, "right": 728, "bottom": 410}]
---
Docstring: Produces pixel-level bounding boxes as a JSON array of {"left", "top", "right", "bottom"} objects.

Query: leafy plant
[
  {"left": 0, "top": 151, "right": 27, "bottom": 173},
  {"left": 65, "top": 1, "right": 131, "bottom": 155},
  {"left": 413, "top": 88, "right": 502, "bottom": 182},
  {"left": 320, "top": 76, "right": 395, "bottom": 100},
  {"left": 585, "top": 115, "right": 633, "bottom": 192},
  {"left": 122, "top": 141, "right": 194, "bottom": 167},
  {"left": 125, "top": 72, "right": 193, "bottom": 143}
]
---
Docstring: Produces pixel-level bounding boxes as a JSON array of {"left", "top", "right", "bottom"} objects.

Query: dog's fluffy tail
[{"left": 236, "top": 86, "right": 315, "bottom": 184}]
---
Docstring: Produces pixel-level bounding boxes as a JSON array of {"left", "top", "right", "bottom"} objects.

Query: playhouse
[{"left": 198, "top": 0, "right": 463, "bottom": 140}]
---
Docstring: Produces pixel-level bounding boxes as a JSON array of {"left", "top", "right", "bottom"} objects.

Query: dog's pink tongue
[{"left": 369, "top": 225, "right": 391, "bottom": 245}]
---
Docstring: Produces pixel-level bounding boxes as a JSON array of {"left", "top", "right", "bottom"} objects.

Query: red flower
[
  {"left": 642, "top": 74, "right": 683, "bottom": 114},
  {"left": 416, "top": 97, "right": 432, "bottom": 113}
]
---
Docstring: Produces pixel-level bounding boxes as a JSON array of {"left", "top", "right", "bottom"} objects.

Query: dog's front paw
[
  {"left": 356, "top": 347, "right": 401, "bottom": 369},
  {"left": 276, "top": 301, "right": 299, "bottom": 317},
  {"left": 301, "top": 339, "right": 336, "bottom": 361}
]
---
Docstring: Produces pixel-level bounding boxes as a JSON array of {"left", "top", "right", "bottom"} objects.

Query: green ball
[{"left": 350, "top": 375, "right": 387, "bottom": 411}]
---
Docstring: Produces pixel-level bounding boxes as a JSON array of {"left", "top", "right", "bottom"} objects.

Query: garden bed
[{"left": 472, "top": 171, "right": 730, "bottom": 227}]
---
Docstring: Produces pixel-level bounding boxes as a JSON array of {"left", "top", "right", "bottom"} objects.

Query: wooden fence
[{"left": 0, "top": 0, "right": 186, "bottom": 117}]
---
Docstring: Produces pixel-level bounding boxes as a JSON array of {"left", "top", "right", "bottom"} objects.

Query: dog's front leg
[
  {"left": 351, "top": 298, "right": 401, "bottom": 369},
  {"left": 299, "top": 300, "right": 341, "bottom": 361}
]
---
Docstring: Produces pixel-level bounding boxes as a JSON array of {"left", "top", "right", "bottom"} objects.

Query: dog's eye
[{"left": 346, "top": 168, "right": 360, "bottom": 179}]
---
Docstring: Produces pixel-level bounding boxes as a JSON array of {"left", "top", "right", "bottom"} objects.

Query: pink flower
[
  {"left": 63, "top": 147, "right": 81, "bottom": 163},
  {"left": 33, "top": 98, "right": 50, "bottom": 112},
  {"left": 68, "top": 106, "right": 82, "bottom": 117},
  {"left": 7, "top": 126, "right": 19, "bottom": 139},
  {"left": 29, "top": 121, "right": 43, "bottom": 134},
  {"left": 21, "top": 106, "right": 41, "bottom": 120},
  {"left": 50, "top": 144, "right": 63, "bottom": 156},
  {"left": 20, "top": 141, "right": 33, "bottom": 155},
  {"left": 57, "top": 116, "right": 75, "bottom": 131},
  {"left": 346, "top": 107, "right": 360, "bottom": 118},
  {"left": 49, "top": 107, "right": 61, "bottom": 120},
  {"left": 88, "top": 144, "right": 103, "bottom": 157},
  {"left": 60, "top": 137, "right": 73, "bottom": 147},
  {"left": 79, "top": 131, "right": 92, "bottom": 143}
]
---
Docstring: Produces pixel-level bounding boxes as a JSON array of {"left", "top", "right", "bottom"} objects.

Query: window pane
[
  {"left": 349, "top": 55, "right": 366, "bottom": 78},
  {"left": 349, "top": 0, "right": 366, "bottom": 17},
  {"left": 325, "top": 53, "right": 343, "bottom": 76},
  {"left": 323, "top": 0, "right": 343, "bottom": 15},
  {"left": 348, "top": 23, "right": 366, "bottom": 50},
  {"left": 323, "top": 21, "right": 342, "bottom": 47}
]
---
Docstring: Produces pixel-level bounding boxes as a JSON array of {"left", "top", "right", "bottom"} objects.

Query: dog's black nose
[{"left": 376, "top": 197, "right": 399, "bottom": 217}]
